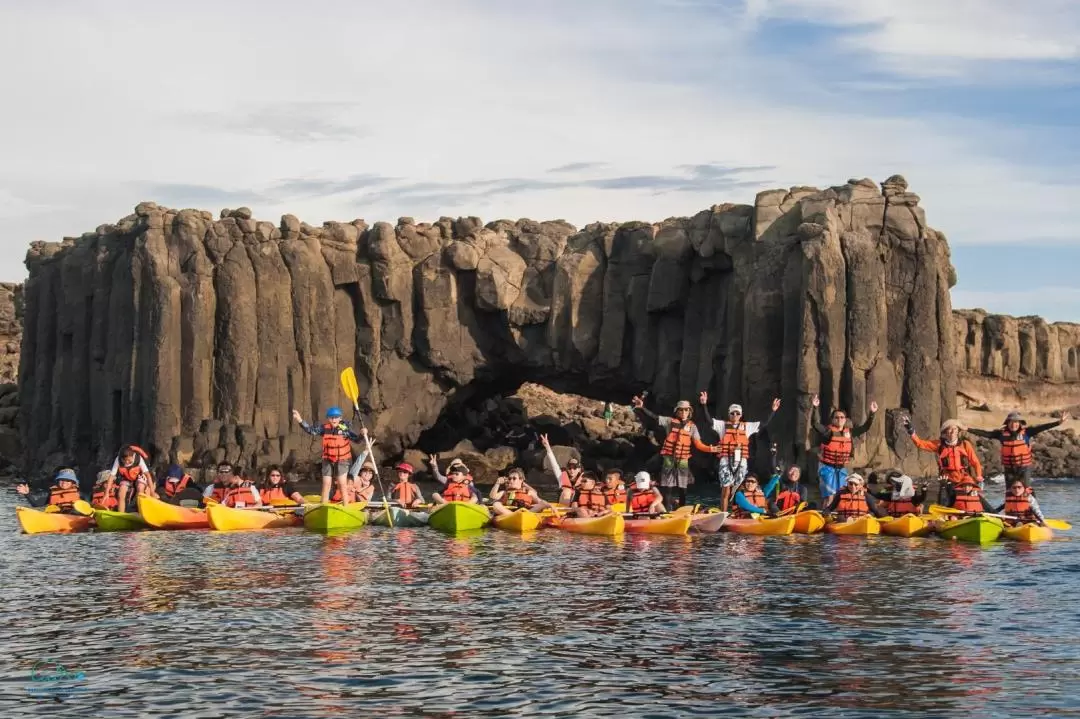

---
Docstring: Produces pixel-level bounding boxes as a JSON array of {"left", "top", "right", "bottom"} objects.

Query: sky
[{"left": 0, "top": 0, "right": 1077, "bottom": 320}]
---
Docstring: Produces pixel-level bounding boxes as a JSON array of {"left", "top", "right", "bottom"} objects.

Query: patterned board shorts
[
  {"left": 660, "top": 457, "right": 694, "bottom": 489},
  {"left": 717, "top": 457, "right": 748, "bottom": 488}
]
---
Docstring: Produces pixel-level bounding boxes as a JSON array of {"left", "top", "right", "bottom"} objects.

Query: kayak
[
  {"left": 793, "top": 510, "right": 826, "bottom": 534},
  {"left": 94, "top": 510, "right": 150, "bottom": 532},
  {"left": 689, "top": 511, "right": 728, "bottom": 533},
  {"left": 880, "top": 514, "right": 932, "bottom": 538},
  {"left": 624, "top": 515, "right": 692, "bottom": 536},
  {"left": 825, "top": 515, "right": 881, "bottom": 536},
  {"left": 1002, "top": 523, "right": 1053, "bottom": 543},
  {"left": 303, "top": 503, "right": 369, "bottom": 532},
  {"left": 725, "top": 516, "right": 796, "bottom": 536},
  {"left": 557, "top": 513, "right": 625, "bottom": 536},
  {"left": 370, "top": 506, "right": 429, "bottom": 527},
  {"left": 208, "top": 504, "right": 301, "bottom": 531},
  {"left": 428, "top": 501, "right": 491, "bottom": 533},
  {"left": 935, "top": 515, "right": 1004, "bottom": 544},
  {"left": 492, "top": 509, "right": 543, "bottom": 533},
  {"left": 16, "top": 506, "right": 93, "bottom": 535},
  {"left": 138, "top": 495, "right": 209, "bottom": 530}
]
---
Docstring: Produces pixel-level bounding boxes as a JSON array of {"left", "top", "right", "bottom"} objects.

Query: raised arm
[
  {"left": 964, "top": 426, "right": 1001, "bottom": 440},
  {"left": 808, "top": 395, "right": 830, "bottom": 439},
  {"left": 539, "top": 434, "right": 562, "bottom": 479},
  {"left": 1028, "top": 412, "right": 1070, "bottom": 436},
  {"left": 850, "top": 401, "right": 878, "bottom": 438},
  {"left": 427, "top": 454, "right": 447, "bottom": 485}
]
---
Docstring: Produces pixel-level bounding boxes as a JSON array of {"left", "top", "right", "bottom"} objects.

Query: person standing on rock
[
  {"left": 539, "top": 434, "right": 583, "bottom": 505},
  {"left": 808, "top": 394, "right": 878, "bottom": 509},
  {"left": 905, "top": 417, "right": 991, "bottom": 512},
  {"left": 966, "top": 410, "right": 1071, "bottom": 486},
  {"left": 632, "top": 395, "right": 714, "bottom": 510},
  {"left": 292, "top": 406, "right": 360, "bottom": 505},
  {"left": 698, "top": 391, "right": 780, "bottom": 513}
]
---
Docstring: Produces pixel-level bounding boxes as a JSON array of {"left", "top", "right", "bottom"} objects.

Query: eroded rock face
[{"left": 18, "top": 175, "right": 959, "bottom": 479}]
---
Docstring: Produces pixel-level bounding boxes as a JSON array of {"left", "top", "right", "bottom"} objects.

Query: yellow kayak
[
  {"left": 624, "top": 514, "right": 692, "bottom": 535},
  {"left": 792, "top": 510, "right": 826, "bottom": 534},
  {"left": 492, "top": 509, "right": 543, "bottom": 533},
  {"left": 725, "top": 516, "right": 796, "bottom": 536},
  {"left": 1002, "top": 523, "right": 1054, "bottom": 543},
  {"left": 825, "top": 515, "right": 881, "bottom": 536},
  {"left": 208, "top": 503, "right": 302, "bottom": 531},
  {"left": 16, "top": 506, "right": 93, "bottom": 535},
  {"left": 557, "top": 513, "right": 625, "bottom": 536},
  {"left": 880, "top": 514, "right": 932, "bottom": 538},
  {"left": 138, "top": 495, "right": 209, "bottom": 529}
]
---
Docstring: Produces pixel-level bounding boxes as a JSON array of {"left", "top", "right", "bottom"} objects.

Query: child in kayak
[
  {"left": 219, "top": 465, "right": 263, "bottom": 508},
  {"left": 16, "top": 468, "right": 84, "bottom": 512},
  {"left": 601, "top": 469, "right": 627, "bottom": 507},
  {"left": 490, "top": 469, "right": 551, "bottom": 516},
  {"left": 90, "top": 470, "right": 118, "bottom": 510},
  {"left": 260, "top": 466, "right": 305, "bottom": 505},
  {"left": 432, "top": 462, "right": 481, "bottom": 505},
  {"left": 389, "top": 462, "right": 426, "bottom": 508},
  {"left": 110, "top": 445, "right": 158, "bottom": 513},
  {"left": 625, "top": 471, "right": 665, "bottom": 515},
  {"left": 428, "top": 456, "right": 483, "bottom": 502},
  {"left": 996, "top": 479, "right": 1048, "bottom": 527},
  {"left": 872, "top": 471, "right": 927, "bottom": 517},
  {"left": 569, "top": 472, "right": 612, "bottom": 518},
  {"left": 344, "top": 459, "right": 377, "bottom": 503}
]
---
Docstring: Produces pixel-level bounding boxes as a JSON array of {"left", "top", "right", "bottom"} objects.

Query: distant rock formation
[{"left": 18, "top": 174, "right": 959, "bottom": 480}]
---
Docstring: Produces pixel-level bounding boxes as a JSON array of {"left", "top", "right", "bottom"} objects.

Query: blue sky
[{"left": 0, "top": 0, "right": 1077, "bottom": 320}]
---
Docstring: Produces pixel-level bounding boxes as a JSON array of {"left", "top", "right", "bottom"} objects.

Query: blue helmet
[{"left": 326, "top": 406, "right": 343, "bottom": 419}]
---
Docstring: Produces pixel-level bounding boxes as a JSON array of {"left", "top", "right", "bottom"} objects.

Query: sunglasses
[
  {"left": 269, "top": 473, "right": 282, "bottom": 478},
  {"left": 217, "top": 468, "right": 232, "bottom": 474}
]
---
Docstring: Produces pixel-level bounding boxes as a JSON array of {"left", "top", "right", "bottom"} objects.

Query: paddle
[
  {"left": 776, "top": 501, "right": 807, "bottom": 517},
  {"left": 341, "top": 366, "right": 393, "bottom": 528}
]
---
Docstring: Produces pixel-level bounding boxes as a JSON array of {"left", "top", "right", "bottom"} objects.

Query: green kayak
[
  {"left": 94, "top": 509, "right": 151, "bottom": 532},
  {"left": 428, "top": 501, "right": 491, "bottom": 533},
  {"left": 369, "top": 506, "right": 429, "bottom": 527},
  {"left": 303, "top": 503, "right": 368, "bottom": 532},
  {"left": 936, "top": 515, "right": 1004, "bottom": 544}
]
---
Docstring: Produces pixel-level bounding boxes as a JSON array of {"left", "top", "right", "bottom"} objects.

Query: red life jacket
[
  {"left": 820, "top": 425, "right": 853, "bottom": 467},
  {"left": 718, "top": 422, "right": 749, "bottom": 460},
  {"left": 629, "top": 491, "right": 655, "bottom": 513},
  {"left": 442, "top": 481, "right": 472, "bottom": 502},
  {"left": 392, "top": 481, "right": 421, "bottom": 507},
  {"left": 1004, "top": 490, "right": 1035, "bottom": 521},
  {"left": 222, "top": 483, "right": 260, "bottom": 508},
  {"left": 775, "top": 487, "right": 801, "bottom": 512},
  {"left": 731, "top": 486, "right": 767, "bottom": 519},
  {"left": 574, "top": 488, "right": 608, "bottom": 512},
  {"left": 503, "top": 489, "right": 535, "bottom": 509},
  {"left": 661, "top": 419, "right": 696, "bottom": 461},
  {"left": 162, "top": 474, "right": 191, "bottom": 499},
  {"left": 834, "top": 488, "right": 869, "bottom": 519},
  {"left": 603, "top": 486, "right": 627, "bottom": 506},
  {"left": 209, "top": 484, "right": 229, "bottom": 503},
  {"left": 881, "top": 497, "right": 920, "bottom": 516},
  {"left": 48, "top": 485, "right": 80, "bottom": 509},
  {"left": 558, "top": 470, "right": 576, "bottom": 489},
  {"left": 321, "top": 422, "right": 353, "bottom": 462},
  {"left": 951, "top": 483, "right": 983, "bottom": 513},
  {"left": 92, "top": 483, "right": 118, "bottom": 510},
  {"left": 1000, "top": 428, "right": 1033, "bottom": 468}
]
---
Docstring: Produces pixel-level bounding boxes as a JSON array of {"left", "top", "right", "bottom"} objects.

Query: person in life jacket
[
  {"left": 260, "top": 465, "right": 305, "bottom": 506},
  {"left": 906, "top": 417, "right": 991, "bottom": 512},
  {"left": 808, "top": 394, "right": 878, "bottom": 511},
  {"left": 428, "top": 455, "right": 483, "bottom": 503},
  {"left": 871, "top": 470, "right": 927, "bottom": 517},
  {"left": 626, "top": 471, "right": 665, "bottom": 515},
  {"left": 202, "top": 462, "right": 232, "bottom": 504},
  {"left": 967, "top": 410, "right": 1070, "bottom": 486},
  {"left": 631, "top": 395, "right": 714, "bottom": 511},
  {"left": 110, "top": 445, "right": 158, "bottom": 513},
  {"left": 825, "top": 473, "right": 886, "bottom": 519},
  {"left": 91, "top": 470, "right": 118, "bottom": 510},
  {"left": 293, "top": 406, "right": 361, "bottom": 505},
  {"left": 219, "top": 465, "right": 263, "bottom": 508},
  {"left": 341, "top": 458, "right": 376, "bottom": 504},
  {"left": 569, "top": 472, "right": 611, "bottom": 518},
  {"left": 601, "top": 469, "right": 627, "bottom": 508},
  {"left": 540, "top": 433, "right": 583, "bottom": 505},
  {"left": 15, "top": 468, "right": 84, "bottom": 512},
  {"left": 432, "top": 462, "right": 480, "bottom": 505},
  {"left": 388, "top": 462, "right": 426, "bottom": 508},
  {"left": 771, "top": 466, "right": 806, "bottom": 514},
  {"left": 994, "top": 479, "right": 1048, "bottom": 527},
  {"left": 158, "top": 464, "right": 205, "bottom": 504},
  {"left": 491, "top": 468, "right": 552, "bottom": 516},
  {"left": 698, "top": 390, "right": 781, "bottom": 514},
  {"left": 730, "top": 473, "right": 780, "bottom": 519}
]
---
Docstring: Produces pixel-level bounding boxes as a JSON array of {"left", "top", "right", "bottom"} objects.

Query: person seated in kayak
[
  {"left": 808, "top": 394, "right": 878, "bottom": 511},
  {"left": 432, "top": 462, "right": 480, "bottom": 505},
  {"left": 159, "top": 464, "right": 205, "bottom": 504},
  {"left": 389, "top": 462, "right": 426, "bottom": 508},
  {"left": 825, "top": 473, "right": 886, "bottom": 519},
  {"left": 872, "top": 470, "right": 927, "bottom": 517},
  {"left": 626, "top": 471, "right": 665, "bottom": 515},
  {"left": 569, "top": 472, "right": 611, "bottom": 518},
  {"left": 292, "top": 405, "right": 360, "bottom": 506},
  {"left": 697, "top": 391, "right": 780, "bottom": 514},
  {"left": 995, "top": 479, "right": 1048, "bottom": 527},
  {"left": 344, "top": 459, "right": 377, "bottom": 504},
  {"left": 218, "top": 463, "right": 263, "bottom": 508},
  {"left": 601, "top": 468, "right": 627, "bottom": 507},
  {"left": 260, "top": 465, "right": 305, "bottom": 505},
  {"left": 540, "top": 433, "right": 583, "bottom": 505},
  {"left": 90, "top": 470, "right": 118, "bottom": 510},
  {"left": 771, "top": 466, "right": 806, "bottom": 514},
  {"left": 491, "top": 468, "right": 552, "bottom": 516},
  {"left": 15, "top": 468, "right": 84, "bottom": 512},
  {"left": 427, "top": 455, "right": 483, "bottom": 502},
  {"left": 967, "top": 410, "right": 1071, "bottom": 487},
  {"left": 905, "top": 417, "right": 991, "bottom": 513},
  {"left": 202, "top": 465, "right": 231, "bottom": 504},
  {"left": 632, "top": 395, "right": 714, "bottom": 511},
  {"left": 730, "top": 473, "right": 780, "bottom": 519},
  {"left": 109, "top": 445, "right": 158, "bottom": 513}
]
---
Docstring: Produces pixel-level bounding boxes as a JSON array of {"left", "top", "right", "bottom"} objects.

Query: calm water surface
[{"left": 2, "top": 482, "right": 1079, "bottom": 718}]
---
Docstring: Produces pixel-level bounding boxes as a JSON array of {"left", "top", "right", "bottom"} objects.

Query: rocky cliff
[
  {"left": 18, "top": 174, "right": 958, "bottom": 480},
  {"left": 0, "top": 284, "right": 21, "bottom": 475}
]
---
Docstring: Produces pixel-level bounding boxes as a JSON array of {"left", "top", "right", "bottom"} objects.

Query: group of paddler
[{"left": 11, "top": 370, "right": 1073, "bottom": 543}]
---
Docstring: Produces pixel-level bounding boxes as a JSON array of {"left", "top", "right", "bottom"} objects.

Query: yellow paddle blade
[
  {"left": 340, "top": 367, "right": 360, "bottom": 408},
  {"left": 929, "top": 504, "right": 963, "bottom": 516},
  {"left": 43, "top": 505, "right": 60, "bottom": 513},
  {"left": 303, "top": 494, "right": 323, "bottom": 503},
  {"left": 72, "top": 499, "right": 94, "bottom": 516},
  {"left": 1046, "top": 518, "right": 1072, "bottom": 531}
]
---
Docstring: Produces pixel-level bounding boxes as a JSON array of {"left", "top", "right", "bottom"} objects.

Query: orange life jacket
[
  {"left": 629, "top": 491, "right": 655, "bottom": 513},
  {"left": 117, "top": 463, "right": 144, "bottom": 484},
  {"left": 392, "top": 481, "right": 421, "bottom": 507},
  {"left": 353, "top": 477, "right": 374, "bottom": 502},
  {"left": 162, "top": 474, "right": 191, "bottom": 499},
  {"left": 775, "top": 487, "right": 801, "bottom": 512},
  {"left": 732, "top": 486, "right": 767, "bottom": 518},
  {"left": 938, "top": 442, "right": 973, "bottom": 476},
  {"left": 603, "top": 486, "right": 627, "bottom": 505},
  {"left": 820, "top": 425, "right": 853, "bottom": 467},
  {"left": 321, "top": 422, "right": 353, "bottom": 462},
  {"left": 442, "top": 481, "right": 472, "bottom": 502},
  {"left": 92, "top": 483, "right": 118, "bottom": 510},
  {"left": 1000, "top": 428, "right": 1033, "bottom": 468},
  {"left": 951, "top": 483, "right": 983, "bottom": 513},
  {"left": 330, "top": 481, "right": 356, "bottom": 503},
  {"left": 1004, "top": 491, "right": 1035, "bottom": 521},
  {"left": 881, "top": 498, "right": 920, "bottom": 516},
  {"left": 834, "top": 488, "right": 869, "bottom": 519},
  {"left": 558, "top": 470, "right": 576, "bottom": 489},
  {"left": 574, "top": 488, "right": 608, "bottom": 512},
  {"left": 261, "top": 485, "right": 289, "bottom": 504},
  {"left": 222, "top": 483, "right": 260, "bottom": 508},
  {"left": 503, "top": 489, "right": 535, "bottom": 509},
  {"left": 209, "top": 484, "right": 229, "bottom": 503},
  {"left": 48, "top": 485, "right": 80, "bottom": 509},
  {"left": 660, "top": 419, "right": 696, "bottom": 461},
  {"left": 718, "top": 422, "right": 749, "bottom": 461}
]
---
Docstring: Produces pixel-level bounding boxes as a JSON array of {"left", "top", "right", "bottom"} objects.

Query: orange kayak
[
  {"left": 138, "top": 495, "right": 209, "bottom": 530},
  {"left": 556, "top": 513, "right": 625, "bottom": 536}
]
